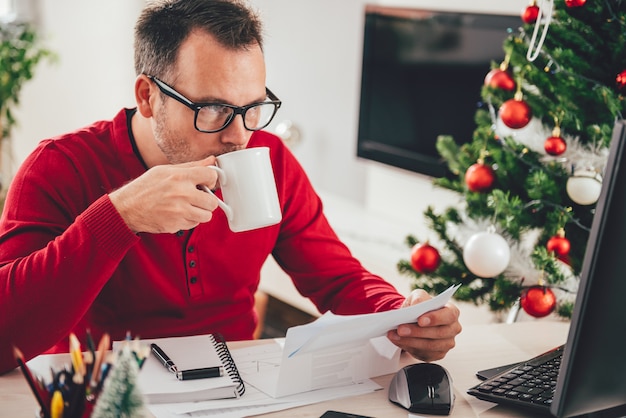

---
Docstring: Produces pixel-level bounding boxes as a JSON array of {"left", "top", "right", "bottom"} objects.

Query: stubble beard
[{"left": 152, "top": 107, "right": 194, "bottom": 164}]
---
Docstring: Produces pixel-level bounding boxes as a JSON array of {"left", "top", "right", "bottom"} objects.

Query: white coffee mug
[{"left": 201, "top": 147, "right": 282, "bottom": 232}]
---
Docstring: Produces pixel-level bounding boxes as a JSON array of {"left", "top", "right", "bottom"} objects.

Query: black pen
[
  {"left": 151, "top": 343, "right": 224, "bottom": 380},
  {"left": 176, "top": 366, "right": 224, "bottom": 381},
  {"left": 150, "top": 343, "right": 178, "bottom": 373}
]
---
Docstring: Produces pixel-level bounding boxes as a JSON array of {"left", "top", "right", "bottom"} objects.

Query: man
[{"left": 0, "top": 0, "right": 461, "bottom": 374}]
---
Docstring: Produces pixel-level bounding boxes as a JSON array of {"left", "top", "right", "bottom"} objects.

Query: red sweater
[{"left": 0, "top": 108, "right": 404, "bottom": 374}]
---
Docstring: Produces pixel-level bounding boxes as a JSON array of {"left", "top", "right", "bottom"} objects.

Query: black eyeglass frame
[{"left": 147, "top": 75, "right": 282, "bottom": 133}]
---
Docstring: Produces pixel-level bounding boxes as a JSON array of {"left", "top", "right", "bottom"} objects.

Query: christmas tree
[
  {"left": 91, "top": 344, "right": 148, "bottom": 418},
  {"left": 398, "top": 0, "right": 626, "bottom": 319}
]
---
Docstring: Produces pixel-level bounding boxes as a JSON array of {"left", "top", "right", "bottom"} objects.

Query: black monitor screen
[
  {"left": 552, "top": 119, "right": 626, "bottom": 417},
  {"left": 357, "top": 6, "right": 520, "bottom": 177}
]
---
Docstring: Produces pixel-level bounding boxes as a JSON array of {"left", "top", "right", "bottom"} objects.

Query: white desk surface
[{"left": 0, "top": 321, "right": 570, "bottom": 418}]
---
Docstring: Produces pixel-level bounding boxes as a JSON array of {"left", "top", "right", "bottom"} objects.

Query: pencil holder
[
  {"left": 37, "top": 401, "right": 93, "bottom": 418},
  {"left": 19, "top": 333, "right": 150, "bottom": 418}
]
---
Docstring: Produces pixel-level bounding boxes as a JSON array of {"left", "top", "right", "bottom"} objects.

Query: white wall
[{"left": 10, "top": 0, "right": 142, "bottom": 179}]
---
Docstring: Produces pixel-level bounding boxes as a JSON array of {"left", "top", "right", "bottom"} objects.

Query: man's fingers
[{"left": 402, "top": 289, "right": 431, "bottom": 308}]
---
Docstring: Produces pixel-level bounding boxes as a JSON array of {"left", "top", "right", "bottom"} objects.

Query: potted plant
[{"left": 0, "top": 21, "right": 53, "bottom": 206}]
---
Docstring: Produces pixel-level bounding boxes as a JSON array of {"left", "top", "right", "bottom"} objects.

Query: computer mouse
[{"left": 388, "top": 363, "right": 454, "bottom": 415}]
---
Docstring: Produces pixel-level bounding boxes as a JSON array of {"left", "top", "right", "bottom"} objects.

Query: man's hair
[{"left": 134, "top": 0, "right": 263, "bottom": 79}]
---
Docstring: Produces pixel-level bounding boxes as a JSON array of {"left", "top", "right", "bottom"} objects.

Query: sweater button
[
  {"left": 189, "top": 260, "right": 196, "bottom": 268},
  {"left": 190, "top": 277, "right": 198, "bottom": 284},
  {"left": 188, "top": 246, "right": 195, "bottom": 253}
]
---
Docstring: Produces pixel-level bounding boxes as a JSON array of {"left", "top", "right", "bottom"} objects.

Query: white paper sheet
[
  {"left": 285, "top": 283, "right": 460, "bottom": 357},
  {"left": 157, "top": 376, "right": 381, "bottom": 416},
  {"left": 244, "top": 284, "right": 459, "bottom": 398}
]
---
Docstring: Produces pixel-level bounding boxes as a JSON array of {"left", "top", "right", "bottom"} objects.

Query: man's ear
[{"left": 135, "top": 74, "right": 155, "bottom": 118}]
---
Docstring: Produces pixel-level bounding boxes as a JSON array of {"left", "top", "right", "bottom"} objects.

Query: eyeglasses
[{"left": 147, "top": 75, "right": 282, "bottom": 133}]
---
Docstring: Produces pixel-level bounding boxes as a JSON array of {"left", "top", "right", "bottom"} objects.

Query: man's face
[{"left": 152, "top": 30, "right": 267, "bottom": 164}]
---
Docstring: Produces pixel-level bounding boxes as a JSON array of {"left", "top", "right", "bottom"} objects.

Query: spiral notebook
[{"left": 135, "top": 334, "right": 245, "bottom": 404}]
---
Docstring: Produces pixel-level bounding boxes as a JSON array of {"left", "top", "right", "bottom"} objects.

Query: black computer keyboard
[{"left": 467, "top": 345, "right": 564, "bottom": 413}]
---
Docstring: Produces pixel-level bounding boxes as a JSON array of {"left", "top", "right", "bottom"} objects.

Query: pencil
[
  {"left": 13, "top": 346, "right": 50, "bottom": 418},
  {"left": 50, "top": 390, "right": 64, "bottom": 418},
  {"left": 85, "top": 329, "right": 96, "bottom": 379},
  {"left": 89, "top": 333, "right": 110, "bottom": 389},
  {"left": 85, "top": 329, "right": 96, "bottom": 355},
  {"left": 69, "top": 333, "right": 85, "bottom": 383}
]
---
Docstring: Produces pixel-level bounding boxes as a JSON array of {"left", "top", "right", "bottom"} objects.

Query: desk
[{"left": 0, "top": 321, "right": 569, "bottom": 418}]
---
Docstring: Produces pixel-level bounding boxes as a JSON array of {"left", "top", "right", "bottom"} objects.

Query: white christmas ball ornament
[
  {"left": 463, "top": 231, "right": 511, "bottom": 278},
  {"left": 566, "top": 169, "right": 602, "bottom": 205}
]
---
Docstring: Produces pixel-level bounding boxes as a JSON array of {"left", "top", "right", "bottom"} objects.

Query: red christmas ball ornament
[
  {"left": 520, "top": 286, "right": 557, "bottom": 318},
  {"left": 465, "top": 162, "right": 496, "bottom": 192},
  {"left": 565, "top": 0, "right": 587, "bottom": 7},
  {"left": 616, "top": 70, "right": 626, "bottom": 92},
  {"left": 546, "top": 229, "right": 571, "bottom": 257},
  {"left": 544, "top": 136, "right": 566, "bottom": 156},
  {"left": 522, "top": 2, "right": 540, "bottom": 24},
  {"left": 544, "top": 127, "right": 567, "bottom": 156},
  {"left": 499, "top": 96, "right": 532, "bottom": 129},
  {"left": 484, "top": 68, "right": 516, "bottom": 92},
  {"left": 410, "top": 242, "right": 441, "bottom": 274}
]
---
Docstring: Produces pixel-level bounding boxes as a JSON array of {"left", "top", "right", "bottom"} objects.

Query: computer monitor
[
  {"left": 551, "top": 119, "right": 626, "bottom": 417},
  {"left": 470, "top": 120, "right": 626, "bottom": 416},
  {"left": 356, "top": 5, "right": 520, "bottom": 178}
]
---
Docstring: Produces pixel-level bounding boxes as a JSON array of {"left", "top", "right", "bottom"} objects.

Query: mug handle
[{"left": 201, "top": 166, "right": 233, "bottom": 221}]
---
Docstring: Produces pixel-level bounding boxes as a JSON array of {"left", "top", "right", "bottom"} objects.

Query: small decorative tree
[
  {"left": 0, "top": 21, "right": 53, "bottom": 201},
  {"left": 91, "top": 345, "right": 149, "bottom": 418}
]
